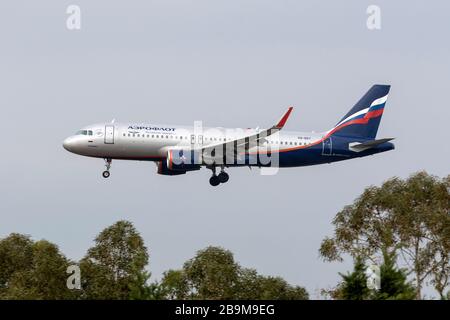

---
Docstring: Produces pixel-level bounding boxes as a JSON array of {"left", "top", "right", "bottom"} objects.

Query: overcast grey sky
[{"left": 0, "top": 1, "right": 449, "bottom": 298}]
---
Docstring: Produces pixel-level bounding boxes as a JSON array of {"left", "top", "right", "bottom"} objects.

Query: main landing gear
[
  {"left": 102, "top": 158, "right": 112, "bottom": 178},
  {"left": 209, "top": 166, "right": 229, "bottom": 186}
]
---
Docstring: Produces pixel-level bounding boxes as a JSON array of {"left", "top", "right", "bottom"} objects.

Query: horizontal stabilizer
[{"left": 349, "top": 138, "right": 394, "bottom": 152}]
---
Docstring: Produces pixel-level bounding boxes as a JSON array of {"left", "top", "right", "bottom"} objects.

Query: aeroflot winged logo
[{"left": 128, "top": 125, "right": 175, "bottom": 131}]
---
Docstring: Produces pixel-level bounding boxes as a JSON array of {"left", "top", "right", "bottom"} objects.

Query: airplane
[{"left": 63, "top": 84, "right": 394, "bottom": 186}]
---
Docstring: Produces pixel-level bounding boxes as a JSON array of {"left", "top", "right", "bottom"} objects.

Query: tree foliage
[
  {"left": 160, "top": 246, "right": 308, "bottom": 300},
  {"left": 336, "top": 257, "right": 371, "bottom": 300},
  {"left": 79, "top": 220, "right": 149, "bottom": 299},
  {"left": 160, "top": 270, "right": 190, "bottom": 300},
  {"left": 320, "top": 172, "right": 450, "bottom": 299},
  {"left": 1, "top": 224, "right": 308, "bottom": 300},
  {"left": 236, "top": 268, "right": 308, "bottom": 300},
  {"left": 373, "top": 249, "right": 415, "bottom": 300},
  {"left": 333, "top": 250, "right": 416, "bottom": 300},
  {"left": 183, "top": 246, "right": 239, "bottom": 300},
  {"left": 0, "top": 234, "right": 74, "bottom": 299}
]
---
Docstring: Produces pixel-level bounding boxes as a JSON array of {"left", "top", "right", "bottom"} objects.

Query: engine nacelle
[
  {"left": 157, "top": 161, "right": 186, "bottom": 175},
  {"left": 166, "top": 149, "right": 201, "bottom": 172}
]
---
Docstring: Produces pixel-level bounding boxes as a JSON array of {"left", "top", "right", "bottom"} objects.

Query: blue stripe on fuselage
[{"left": 241, "top": 136, "right": 394, "bottom": 168}]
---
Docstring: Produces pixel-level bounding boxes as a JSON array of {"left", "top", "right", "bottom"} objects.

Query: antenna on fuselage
[{"left": 111, "top": 119, "right": 116, "bottom": 124}]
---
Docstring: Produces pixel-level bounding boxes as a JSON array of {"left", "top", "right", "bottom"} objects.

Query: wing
[{"left": 200, "top": 107, "right": 293, "bottom": 163}]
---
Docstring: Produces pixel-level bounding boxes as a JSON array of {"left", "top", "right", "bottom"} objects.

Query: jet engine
[
  {"left": 166, "top": 149, "right": 201, "bottom": 171},
  {"left": 156, "top": 160, "right": 186, "bottom": 175},
  {"left": 156, "top": 149, "right": 201, "bottom": 175}
]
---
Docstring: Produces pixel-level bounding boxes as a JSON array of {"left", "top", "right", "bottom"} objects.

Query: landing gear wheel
[
  {"left": 218, "top": 172, "right": 229, "bottom": 183},
  {"left": 209, "top": 175, "right": 220, "bottom": 186},
  {"left": 102, "top": 158, "right": 112, "bottom": 178}
]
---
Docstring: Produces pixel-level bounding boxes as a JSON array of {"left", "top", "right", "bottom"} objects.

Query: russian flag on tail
[{"left": 327, "top": 85, "right": 390, "bottom": 139}]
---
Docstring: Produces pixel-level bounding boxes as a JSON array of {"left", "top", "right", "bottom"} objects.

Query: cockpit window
[{"left": 76, "top": 130, "right": 92, "bottom": 135}]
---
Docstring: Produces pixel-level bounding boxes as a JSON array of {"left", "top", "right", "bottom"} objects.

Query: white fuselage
[{"left": 63, "top": 122, "right": 323, "bottom": 163}]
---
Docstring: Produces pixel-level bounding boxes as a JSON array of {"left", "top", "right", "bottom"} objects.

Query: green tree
[
  {"left": 373, "top": 249, "right": 415, "bottom": 300},
  {"left": 236, "top": 268, "right": 308, "bottom": 300},
  {"left": 235, "top": 268, "right": 262, "bottom": 299},
  {"left": 337, "top": 257, "right": 370, "bottom": 300},
  {"left": 128, "top": 265, "right": 152, "bottom": 300},
  {"left": 0, "top": 229, "right": 309, "bottom": 300},
  {"left": 320, "top": 172, "right": 450, "bottom": 299},
  {"left": 178, "top": 246, "right": 308, "bottom": 300},
  {"left": 0, "top": 233, "right": 33, "bottom": 296},
  {"left": 160, "top": 269, "right": 190, "bottom": 300},
  {"left": 257, "top": 276, "right": 308, "bottom": 300},
  {"left": 0, "top": 234, "right": 75, "bottom": 299},
  {"left": 80, "top": 220, "right": 149, "bottom": 299},
  {"left": 179, "top": 247, "right": 308, "bottom": 300},
  {"left": 183, "top": 246, "right": 239, "bottom": 299}
]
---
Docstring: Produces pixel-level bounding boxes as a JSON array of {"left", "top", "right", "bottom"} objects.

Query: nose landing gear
[
  {"left": 208, "top": 166, "right": 229, "bottom": 186},
  {"left": 102, "top": 158, "right": 112, "bottom": 178}
]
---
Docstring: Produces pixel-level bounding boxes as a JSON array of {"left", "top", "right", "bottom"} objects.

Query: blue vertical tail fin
[{"left": 328, "top": 85, "right": 390, "bottom": 139}]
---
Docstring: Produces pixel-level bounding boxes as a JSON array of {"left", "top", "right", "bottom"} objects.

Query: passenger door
[
  {"left": 322, "top": 137, "right": 332, "bottom": 155},
  {"left": 104, "top": 125, "right": 115, "bottom": 144},
  {"left": 190, "top": 134, "right": 196, "bottom": 148}
]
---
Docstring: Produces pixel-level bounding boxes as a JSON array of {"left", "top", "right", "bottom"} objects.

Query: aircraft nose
[{"left": 63, "top": 137, "right": 76, "bottom": 152}]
